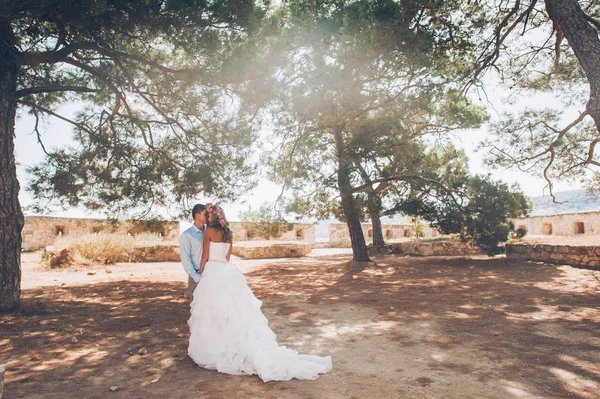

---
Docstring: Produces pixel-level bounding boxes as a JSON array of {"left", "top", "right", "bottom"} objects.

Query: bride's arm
[
  {"left": 226, "top": 238, "right": 233, "bottom": 261},
  {"left": 199, "top": 229, "right": 213, "bottom": 275}
]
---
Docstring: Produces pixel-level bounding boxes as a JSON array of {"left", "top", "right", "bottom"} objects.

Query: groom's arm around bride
[{"left": 180, "top": 204, "right": 207, "bottom": 302}]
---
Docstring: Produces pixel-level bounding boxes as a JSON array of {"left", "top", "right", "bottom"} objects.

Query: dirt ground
[{"left": 1, "top": 249, "right": 599, "bottom": 399}]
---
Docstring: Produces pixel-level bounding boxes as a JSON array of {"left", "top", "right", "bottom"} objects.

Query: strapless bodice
[{"left": 208, "top": 241, "right": 231, "bottom": 263}]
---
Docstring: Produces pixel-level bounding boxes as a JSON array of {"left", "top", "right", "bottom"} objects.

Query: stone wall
[
  {"left": 227, "top": 222, "right": 316, "bottom": 243},
  {"left": 328, "top": 223, "right": 439, "bottom": 248},
  {"left": 23, "top": 216, "right": 315, "bottom": 254},
  {"left": 507, "top": 243, "right": 600, "bottom": 268},
  {"left": 390, "top": 240, "right": 483, "bottom": 257},
  {"left": 0, "top": 363, "right": 4, "bottom": 399},
  {"left": 511, "top": 211, "right": 600, "bottom": 237},
  {"left": 22, "top": 216, "right": 179, "bottom": 252},
  {"left": 232, "top": 241, "right": 312, "bottom": 259},
  {"left": 130, "top": 246, "right": 181, "bottom": 262}
]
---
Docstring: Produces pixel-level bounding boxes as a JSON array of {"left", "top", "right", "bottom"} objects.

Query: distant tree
[
  {"left": 264, "top": 0, "right": 488, "bottom": 263},
  {"left": 0, "top": 0, "right": 267, "bottom": 312},
  {"left": 400, "top": 175, "right": 531, "bottom": 255},
  {"left": 408, "top": 216, "right": 425, "bottom": 239},
  {"left": 240, "top": 204, "right": 294, "bottom": 240},
  {"left": 349, "top": 127, "right": 477, "bottom": 249},
  {"left": 511, "top": 225, "right": 528, "bottom": 240}
]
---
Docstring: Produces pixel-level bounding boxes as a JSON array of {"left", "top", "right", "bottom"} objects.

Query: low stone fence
[
  {"left": 0, "top": 363, "right": 4, "bottom": 399},
  {"left": 390, "top": 240, "right": 483, "bottom": 257},
  {"left": 130, "top": 246, "right": 181, "bottom": 262},
  {"left": 232, "top": 241, "right": 312, "bottom": 259},
  {"left": 329, "top": 223, "right": 438, "bottom": 247},
  {"left": 43, "top": 245, "right": 181, "bottom": 266},
  {"left": 507, "top": 243, "right": 600, "bottom": 268}
]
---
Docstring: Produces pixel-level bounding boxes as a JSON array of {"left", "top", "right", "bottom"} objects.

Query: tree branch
[
  {"left": 539, "top": 108, "right": 590, "bottom": 202},
  {"left": 64, "top": 57, "right": 130, "bottom": 117},
  {"left": 584, "top": 13, "right": 600, "bottom": 31},
  {"left": 17, "top": 99, "right": 95, "bottom": 135},
  {"left": 586, "top": 138, "right": 600, "bottom": 167},
  {"left": 21, "top": 42, "right": 86, "bottom": 66},
  {"left": 352, "top": 174, "right": 446, "bottom": 194},
  {"left": 28, "top": 98, "right": 50, "bottom": 157},
  {"left": 15, "top": 85, "right": 99, "bottom": 98},
  {"left": 550, "top": 107, "right": 590, "bottom": 147},
  {"left": 467, "top": 0, "right": 539, "bottom": 90},
  {"left": 96, "top": 47, "right": 198, "bottom": 75}
]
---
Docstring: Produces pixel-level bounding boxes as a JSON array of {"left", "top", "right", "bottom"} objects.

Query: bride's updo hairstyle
[{"left": 205, "top": 203, "right": 232, "bottom": 243}]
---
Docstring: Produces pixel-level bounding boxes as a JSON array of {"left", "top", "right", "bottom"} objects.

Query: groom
[{"left": 180, "top": 203, "right": 208, "bottom": 302}]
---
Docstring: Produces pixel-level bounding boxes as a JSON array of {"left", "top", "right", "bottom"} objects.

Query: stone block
[
  {"left": 232, "top": 241, "right": 312, "bottom": 259},
  {"left": 503, "top": 242, "right": 600, "bottom": 268},
  {"left": 570, "top": 256, "right": 582, "bottom": 263},
  {"left": 582, "top": 255, "right": 590, "bottom": 263},
  {"left": 508, "top": 244, "right": 527, "bottom": 253},
  {"left": 131, "top": 245, "right": 181, "bottom": 262},
  {"left": 391, "top": 240, "right": 483, "bottom": 257},
  {"left": 0, "top": 364, "right": 4, "bottom": 399},
  {"left": 541, "top": 249, "right": 550, "bottom": 257}
]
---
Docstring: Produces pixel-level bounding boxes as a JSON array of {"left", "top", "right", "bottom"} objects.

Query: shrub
[
  {"left": 54, "top": 233, "right": 135, "bottom": 265},
  {"left": 399, "top": 175, "right": 531, "bottom": 256},
  {"left": 409, "top": 216, "right": 425, "bottom": 238},
  {"left": 511, "top": 227, "right": 528, "bottom": 239},
  {"left": 240, "top": 205, "right": 294, "bottom": 239},
  {"left": 42, "top": 248, "right": 76, "bottom": 268}
]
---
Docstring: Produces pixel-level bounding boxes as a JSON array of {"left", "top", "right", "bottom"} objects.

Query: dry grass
[{"left": 50, "top": 233, "right": 136, "bottom": 266}]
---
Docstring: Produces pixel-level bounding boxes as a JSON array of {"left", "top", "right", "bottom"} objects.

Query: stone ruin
[
  {"left": 20, "top": 217, "right": 316, "bottom": 259},
  {"left": 328, "top": 222, "right": 439, "bottom": 248},
  {"left": 21, "top": 216, "right": 180, "bottom": 252},
  {"left": 510, "top": 211, "right": 600, "bottom": 237},
  {"left": 23, "top": 211, "right": 600, "bottom": 264}
]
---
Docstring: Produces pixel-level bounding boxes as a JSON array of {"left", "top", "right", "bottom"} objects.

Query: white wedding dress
[{"left": 188, "top": 242, "right": 332, "bottom": 382}]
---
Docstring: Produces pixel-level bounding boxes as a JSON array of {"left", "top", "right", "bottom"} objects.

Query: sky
[{"left": 14, "top": 80, "right": 586, "bottom": 223}]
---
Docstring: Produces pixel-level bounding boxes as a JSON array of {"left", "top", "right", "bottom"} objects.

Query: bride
[{"left": 187, "top": 203, "right": 332, "bottom": 382}]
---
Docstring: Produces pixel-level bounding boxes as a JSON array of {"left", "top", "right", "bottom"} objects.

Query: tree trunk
[
  {"left": 367, "top": 192, "right": 385, "bottom": 248},
  {"left": 545, "top": 0, "right": 600, "bottom": 132},
  {"left": 0, "top": 21, "right": 23, "bottom": 312},
  {"left": 340, "top": 173, "right": 370, "bottom": 262},
  {"left": 333, "top": 127, "right": 371, "bottom": 262}
]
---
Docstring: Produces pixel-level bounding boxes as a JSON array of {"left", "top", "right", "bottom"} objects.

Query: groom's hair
[{"left": 192, "top": 204, "right": 206, "bottom": 219}]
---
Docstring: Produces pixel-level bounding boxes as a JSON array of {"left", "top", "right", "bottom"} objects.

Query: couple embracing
[{"left": 180, "top": 203, "right": 332, "bottom": 382}]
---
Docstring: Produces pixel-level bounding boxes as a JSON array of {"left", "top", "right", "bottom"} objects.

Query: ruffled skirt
[{"left": 187, "top": 260, "right": 332, "bottom": 382}]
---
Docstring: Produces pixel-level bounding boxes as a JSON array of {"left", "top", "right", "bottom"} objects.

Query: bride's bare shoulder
[
  {"left": 205, "top": 227, "right": 226, "bottom": 241},
  {"left": 204, "top": 228, "right": 218, "bottom": 237}
]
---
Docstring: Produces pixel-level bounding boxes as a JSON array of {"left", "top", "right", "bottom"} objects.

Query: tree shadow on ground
[
  {"left": 1, "top": 255, "right": 599, "bottom": 398},
  {"left": 246, "top": 255, "right": 600, "bottom": 399},
  {"left": 1, "top": 282, "right": 302, "bottom": 399}
]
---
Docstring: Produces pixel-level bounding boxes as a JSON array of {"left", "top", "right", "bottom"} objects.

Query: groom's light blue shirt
[{"left": 180, "top": 224, "right": 205, "bottom": 283}]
